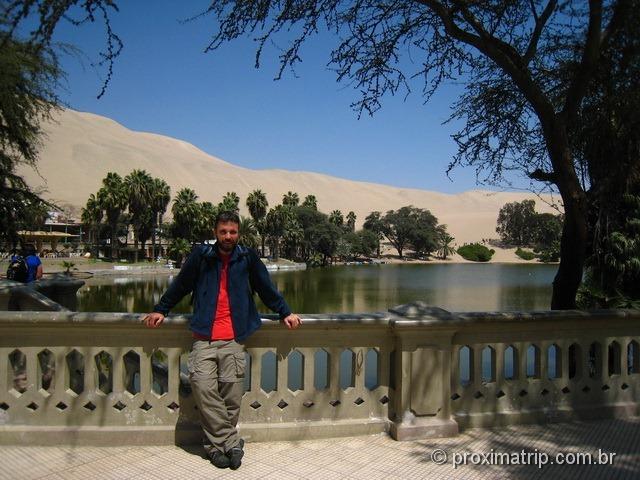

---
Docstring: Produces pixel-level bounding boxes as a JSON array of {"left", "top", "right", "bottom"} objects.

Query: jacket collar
[{"left": 205, "top": 242, "right": 243, "bottom": 262}]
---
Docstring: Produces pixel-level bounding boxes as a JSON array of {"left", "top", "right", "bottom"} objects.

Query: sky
[{"left": 46, "top": 1, "right": 530, "bottom": 194}]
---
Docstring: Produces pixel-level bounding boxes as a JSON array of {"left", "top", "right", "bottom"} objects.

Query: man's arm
[
  {"left": 249, "top": 253, "right": 292, "bottom": 319},
  {"left": 143, "top": 246, "right": 202, "bottom": 328}
]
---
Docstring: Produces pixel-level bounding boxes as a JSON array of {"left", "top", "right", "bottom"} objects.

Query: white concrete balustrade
[{"left": 1, "top": 303, "right": 639, "bottom": 446}]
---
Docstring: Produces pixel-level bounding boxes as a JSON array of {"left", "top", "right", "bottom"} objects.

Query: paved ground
[{"left": 2, "top": 418, "right": 639, "bottom": 479}]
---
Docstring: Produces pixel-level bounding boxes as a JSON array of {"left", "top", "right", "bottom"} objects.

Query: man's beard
[{"left": 218, "top": 240, "right": 237, "bottom": 254}]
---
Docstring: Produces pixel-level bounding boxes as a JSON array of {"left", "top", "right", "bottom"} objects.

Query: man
[
  {"left": 143, "top": 211, "right": 301, "bottom": 470},
  {"left": 24, "top": 244, "right": 43, "bottom": 282}
]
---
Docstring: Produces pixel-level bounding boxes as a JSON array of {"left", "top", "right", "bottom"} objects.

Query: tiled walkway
[{"left": 2, "top": 418, "right": 639, "bottom": 479}]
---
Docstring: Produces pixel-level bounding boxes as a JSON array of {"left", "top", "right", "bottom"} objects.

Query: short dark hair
[
  {"left": 23, "top": 244, "right": 37, "bottom": 256},
  {"left": 215, "top": 210, "right": 240, "bottom": 228}
]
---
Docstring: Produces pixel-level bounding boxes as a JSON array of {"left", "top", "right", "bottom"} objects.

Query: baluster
[
  {"left": 167, "top": 348, "right": 181, "bottom": 397},
  {"left": 112, "top": 347, "right": 124, "bottom": 394},
  {"left": 473, "top": 345, "right": 482, "bottom": 388},
  {"left": 517, "top": 342, "right": 527, "bottom": 383},
  {"left": 277, "top": 349, "right": 288, "bottom": 394},
  {"left": 495, "top": 343, "right": 505, "bottom": 385},
  {"left": 354, "top": 347, "right": 365, "bottom": 391},
  {"left": 540, "top": 341, "right": 549, "bottom": 381},
  {"left": 25, "top": 347, "right": 37, "bottom": 394},
  {"left": 250, "top": 347, "right": 265, "bottom": 394},
  {"left": 85, "top": 348, "right": 97, "bottom": 396},
  {"left": 0, "top": 348, "right": 8, "bottom": 395},
  {"left": 329, "top": 347, "right": 341, "bottom": 396},
  {"left": 300, "top": 347, "right": 314, "bottom": 393},
  {"left": 139, "top": 348, "right": 151, "bottom": 397}
]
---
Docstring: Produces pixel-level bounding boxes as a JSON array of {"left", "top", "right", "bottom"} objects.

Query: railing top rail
[
  {"left": 0, "top": 310, "right": 394, "bottom": 328},
  {"left": 1, "top": 301, "right": 638, "bottom": 329}
]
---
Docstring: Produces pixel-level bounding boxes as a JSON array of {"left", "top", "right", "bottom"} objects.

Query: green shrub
[
  {"left": 457, "top": 243, "right": 494, "bottom": 262},
  {"left": 533, "top": 240, "right": 560, "bottom": 263},
  {"left": 515, "top": 247, "right": 535, "bottom": 261}
]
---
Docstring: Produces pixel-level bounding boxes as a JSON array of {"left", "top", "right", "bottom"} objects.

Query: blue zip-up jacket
[{"left": 153, "top": 244, "right": 291, "bottom": 341}]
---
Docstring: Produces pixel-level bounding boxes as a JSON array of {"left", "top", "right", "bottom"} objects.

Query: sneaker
[
  {"left": 227, "top": 439, "right": 244, "bottom": 470},
  {"left": 209, "top": 450, "right": 230, "bottom": 469}
]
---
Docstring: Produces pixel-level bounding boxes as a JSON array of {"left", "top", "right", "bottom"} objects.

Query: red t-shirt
[{"left": 211, "top": 254, "right": 235, "bottom": 340}]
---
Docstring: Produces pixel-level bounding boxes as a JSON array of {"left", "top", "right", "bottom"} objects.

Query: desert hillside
[{"left": 18, "top": 109, "right": 560, "bottom": 247}]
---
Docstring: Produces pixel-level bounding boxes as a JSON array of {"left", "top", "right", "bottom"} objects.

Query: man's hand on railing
[
  {"left": 283, "top": 314, "right": 302, "bottom": 330},
  {"left": 143, "top": 312, "right": 165, "bottom": 328}
]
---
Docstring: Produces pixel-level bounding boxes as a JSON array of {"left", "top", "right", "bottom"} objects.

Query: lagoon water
[
  {"left": 77, "top": 263, "right": 557, "bottom": 314},
  {"left": 77, "top": 263, "right": 558, "bottom": 392}
]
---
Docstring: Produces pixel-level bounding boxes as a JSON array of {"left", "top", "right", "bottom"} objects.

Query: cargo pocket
[
  {"left": 233, "top": 351, "right": 246, "bottom": 381},
  {"left": 187, "top": 348, "right": 196, "bottom": 377}
]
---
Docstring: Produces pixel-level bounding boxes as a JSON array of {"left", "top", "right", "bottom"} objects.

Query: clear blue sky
[{"left": 49, "top": 1, "right": 529, "bottom": 193}]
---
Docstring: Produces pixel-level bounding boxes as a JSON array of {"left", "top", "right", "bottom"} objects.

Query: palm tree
[
  {"left": 265, "top": 205, "right": 287, "bottom": 261},
  {"left": 246, "top": 189, "right": 269, "bottom": 256},
  {"left": 239, "top": 216, "right": 259, "bottom": 250},
  {"left": 329, "top": 209, "right": 344, "bottom": 227},
  {"left": 81, "top": 193, "right": 103, "bottom": 259},
  {"left": 124, "top": 169, "right": 154, "bottom": 262},
  {"left": 436, "top": 228, "right": 456, "bottom": 260},
  {"left": 346, "top": 211, "right": 356, "bottom": 232},
  {"left": 168, "top": 237, "right": 191, "bottom": 267},
  {"left": 219, "top": 191, "right": 240, "bottom": 213},
  {"left": 150, "top": 178, "right": 170, "bottom": 260},
  {"left": 282, "top": 216, "right": 304, "bottom": 260},
  {"left": 172, "top": 188, "right": 200, "bottom": 243},
  {"left": 282, "top": 191, "right": 300, "bottom": 208},
  {"left": 97, "top": 172, "right": 127, "bottom": 260},
  {"left": 302, "top": 194, "right": 318, "bottom": 210},
  {"left": 197, "top": 202, "right": 217, "bottom": 242}
]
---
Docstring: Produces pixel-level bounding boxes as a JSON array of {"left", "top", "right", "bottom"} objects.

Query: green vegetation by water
[{"left": 77, "top": 263, "right": 557, "bottom": 314}]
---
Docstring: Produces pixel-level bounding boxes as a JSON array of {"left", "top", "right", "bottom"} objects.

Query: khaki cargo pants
[{"left": 188, "top": 339, "right": 246, "bottom": 454}]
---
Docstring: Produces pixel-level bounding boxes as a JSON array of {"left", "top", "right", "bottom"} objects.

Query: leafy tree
[
  {"left": 496, "top": 200, "right": 537, "bottom": 246},
  {"left": 195, "top": 0, "right": 635, "bottom": 309},
  {"left": 12, "top": 0, "right": 636, "bottom": 307},
  {"left": 533, "top": 213, "right": 563, "bottom": 249},
  {"left": 579, "top": 193, "right": 640, "bottom": 307},
  {"left": 97, "top": 172, "right": 127, "bottom": 260},
  {"left": 302, "top": 194, "right": 318, "bottom": 210},
  {"left": 246, "top": 189, "right": 269, "bottom": 256},
  {"left": 308, "top": 221, "right": 341, "bottom": 265},
  {"left": 342, "top": 230, "right": 378, "bottom": 258},
  {"left": 410, "top": 209, "right": 439, "bottom": 257},
  {"left": 382, "top": 206, "right": 440, "bottom": 259},
  {"left": 295, "top": 205, "right": 329, "bottom": 261},
  {"left": 363, "top": 211, "right": 384, "bottom": 257},
  {"left": 356, "top": 229, "right": 379, "bottom": 258},
  {"left": 0, "top": 36, "right": 61, "bottom": 246},
  {"left": 575, "top": 7, "right": 640, "bottom": 305}
]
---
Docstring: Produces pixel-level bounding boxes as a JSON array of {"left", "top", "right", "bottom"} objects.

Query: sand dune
[{"left": 19, "top": 109, "right": 560, "bottom": 250}]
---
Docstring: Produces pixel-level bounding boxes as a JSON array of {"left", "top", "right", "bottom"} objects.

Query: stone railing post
[{"left": 389, "top": 302, "right": 459, "bottom": 441}]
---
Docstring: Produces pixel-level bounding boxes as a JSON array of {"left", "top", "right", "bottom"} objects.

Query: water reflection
[{"left": 77, "top": 263, "right": 558, "bottom": 314}]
